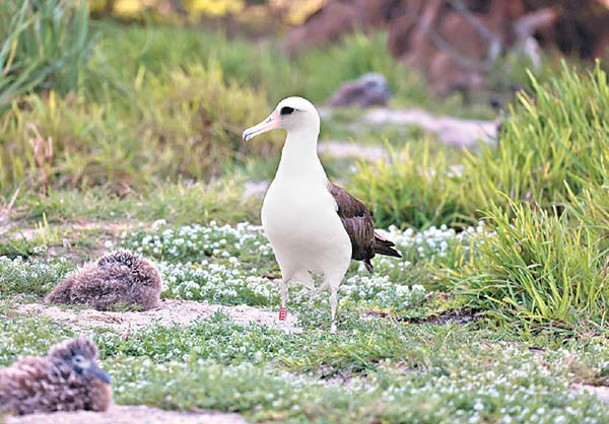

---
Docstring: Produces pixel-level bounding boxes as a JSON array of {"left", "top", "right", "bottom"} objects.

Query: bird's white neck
[{"left": 275, "top": 127, "right": 327, "bottom": 182}]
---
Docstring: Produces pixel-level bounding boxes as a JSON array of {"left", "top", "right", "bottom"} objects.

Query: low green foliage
[
  {"left": 0, "top": 0, "right": 94, "bottom": 110},
  {"left": 9, "top": 180, "right": 260, "bottom": 225},
  {"left": 353, "top": 62, "right": 609, "bottom": 231},
  {"left": 350, "top": 142, "right": 464, "bottom": 228},
  {"left": 460, "top": 62, "right": 609, "bottom": 216},
  {"left": 121, "top": 220, "right": 274, "bottom": 265},
  {"left": 0, "top": 312, "right": 75, "bottom": 366},
  {"left": 0, "top": 256, "right": 71, "bottom": 298},
  {"left": 453, "top": 201, "right": 609, "bottom": 330},
  {"left": 97, "top": 312, "right": 302, "bottom": 365},
  {"left": 96, "top": 322, "right": 609, "bottom": 423}
]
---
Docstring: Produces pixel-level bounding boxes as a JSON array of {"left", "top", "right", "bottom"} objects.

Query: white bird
[{"left": 243, "top": 96, "right": 401, "bottom": 332}]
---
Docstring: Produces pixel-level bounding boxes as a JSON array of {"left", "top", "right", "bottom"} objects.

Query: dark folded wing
[
  {"left": 328, "top": 183, "right": 402, "bottom": 272},
  {"left": 328, "top": 183, "right": 377, "bottom": 269}
]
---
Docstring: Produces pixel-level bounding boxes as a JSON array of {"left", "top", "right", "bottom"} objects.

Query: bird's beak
[
  {"left": 88, "top": 363, "right": 111, "bottom": 384},
  {"left": 242, "top": 110, "right": 281, "bottom": 142}
]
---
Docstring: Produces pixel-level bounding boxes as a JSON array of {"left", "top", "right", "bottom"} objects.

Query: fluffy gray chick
[
  {"left": 45, "top": 250, "right": 162, "bottom": 311},
  {"left": 0, "top": 338, "right": 112, "bottom": 415}
]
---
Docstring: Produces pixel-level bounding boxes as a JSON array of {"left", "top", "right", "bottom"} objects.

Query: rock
[{"left": 327, "top": 73, "right": 392, "bottom": 108}]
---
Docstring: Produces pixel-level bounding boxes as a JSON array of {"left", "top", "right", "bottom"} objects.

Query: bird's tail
[{"left": 373, "top": 232, "right": 402, "bottom": 258}]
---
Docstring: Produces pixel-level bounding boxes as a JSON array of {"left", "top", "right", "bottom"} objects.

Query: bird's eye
[
  {"left": 280, "top": 106, "right": 295, "bottom": 115},
  {"left": 73, "top": 355, "right": 85, "bottom": 364}
]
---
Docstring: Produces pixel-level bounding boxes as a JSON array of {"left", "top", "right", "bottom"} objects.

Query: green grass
[
  {"left": 92, "top": 22, "right": 431, "bottom": 108},
  {"left": 0, "top": 309, "right": 76, "bottom": 366},
  {"left": 0, "top": 64, "right": 279, "bottom": 193},
  {"left": 352, "top": 62, "right": 609, "bottom": 229},
  {"left": 452, "top": 200, "right": 609, "bottom": 331},
  {"left": 0, "top": 17, "right": 498, "bottom": 196},
  {"left": 8, "top": 179, "right": 260, "bottom": 225},
  {"left": 459, "top": 62, "right": 609, "bottom": 217},
  {"left": 350, "top": 141, "right": 466, "bottom": 229},
  {"left": 0, "top": 0, "right": 95, "bottom": 110},
  {"left": 0, "top": 256, "right": 71, "bottom": 298}
]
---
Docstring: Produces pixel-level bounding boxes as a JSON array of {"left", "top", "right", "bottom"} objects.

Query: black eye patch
[{"left": 280, "top": 106, "right": 295, "bottom": 115}]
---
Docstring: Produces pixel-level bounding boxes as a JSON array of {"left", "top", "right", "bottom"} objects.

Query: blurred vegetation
[
  {"left": 88, "top": 0, "right": 324, "bottom": 25},
  {"left": 92, "top": 21, "right": 427, "bottom": 107},
  {"left": 0, "top": 0, "right": 95, "bottom": 111},
  {"left": 350, "top": 142, "right": 464, "bottom": 229},
  {"left": 0, "top": 63, "right": 278, "bottom": 193}
]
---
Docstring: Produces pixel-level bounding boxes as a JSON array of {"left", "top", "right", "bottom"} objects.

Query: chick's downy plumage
[
  {"left": 0, "top": 338, "right": 112, "bottom": 415},
  {"left": 45, "top": 250, "right": 162, "bottom": 311}
]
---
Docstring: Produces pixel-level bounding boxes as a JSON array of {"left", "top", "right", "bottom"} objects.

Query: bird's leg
[
  {"left": 329, "top": 288, "right": 338, "bottom": 334},
  {"left": 279, "top": 279, "right": 288, "bottom": 321}
]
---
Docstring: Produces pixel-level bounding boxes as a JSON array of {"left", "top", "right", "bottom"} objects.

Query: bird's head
[
  {"left": 50, "top": 338, "right": 111, "bottom": 384},
  {"left": 242, "top": 96, "right": 320, "bottom": 142},
  {"left": 98, "top": 249, "right": 138, "bottom": 269}
]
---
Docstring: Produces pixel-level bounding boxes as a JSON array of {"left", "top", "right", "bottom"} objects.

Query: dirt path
[
  {"left": 14, "top": 299, "right": 300, "bottom": 333},
  {"left": 5, "top": 404, "right": 249, "bottom": 424}
]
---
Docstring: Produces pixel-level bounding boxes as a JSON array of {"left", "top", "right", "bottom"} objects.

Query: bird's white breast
[{"left": 262, "top": 176, "right": 351, "bottom": 275}]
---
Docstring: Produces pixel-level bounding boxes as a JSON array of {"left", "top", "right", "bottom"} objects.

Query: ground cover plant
[{"left": 3, "top": 2, "right": 609, "bottom": 422}]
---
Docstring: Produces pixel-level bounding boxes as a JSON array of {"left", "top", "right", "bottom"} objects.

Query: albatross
[{"left": 243, "top": 96, "right": 401, "bottom": 332}]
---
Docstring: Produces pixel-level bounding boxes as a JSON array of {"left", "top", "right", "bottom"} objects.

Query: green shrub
[
  {"left": 0, "top": 256, "right": 72, "bottom": 298},
  {"left": 453, "top": 200, "right": 609, "bottom": 329},
  {"left": 460, "top": 62, "right": 609, "bottom": 216},
  {"left": 0, "top": 0, "right": 95, "bottom": 110},
  {"left": 0, "top": 63, "right": 279, "bottom": 193},
  {"left": 350, "top": 142, "right": 465, "bottom": 229}
]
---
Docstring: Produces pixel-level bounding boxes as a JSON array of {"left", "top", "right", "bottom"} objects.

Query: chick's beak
[
  {"left": 242, "top": 110, "right": 281, "bottom": 142},
  {"left": 88, "top": 363, "right": 111, "bottom": 384}
]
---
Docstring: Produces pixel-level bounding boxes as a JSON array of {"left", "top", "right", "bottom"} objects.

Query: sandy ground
[
  {"left": 13, "top": 299, "right": 300, "bottom": 333},
  {"left": 5, "top": 405, "right": 249, "bottom": 424},
  {"left": 572, "top": 383, "right": 609, "bottom": 402}
]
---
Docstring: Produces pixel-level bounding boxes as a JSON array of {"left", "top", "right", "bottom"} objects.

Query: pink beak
[{"left": 242, "top": 110, "right": 281, "bottom": 142}]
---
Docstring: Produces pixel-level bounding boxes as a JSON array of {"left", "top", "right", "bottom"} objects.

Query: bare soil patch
[
  {"left": 13, "top": 299, "right": 300, "bottom": 333},
  {"left": 5, "top": 404, "right": 250, "bottom": 424},
  {"left": 572, "top": 383, "right": 609, "bottom": 402},
  {"left": 364, "top": 308, "right": 482, "bottom": 326}
]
